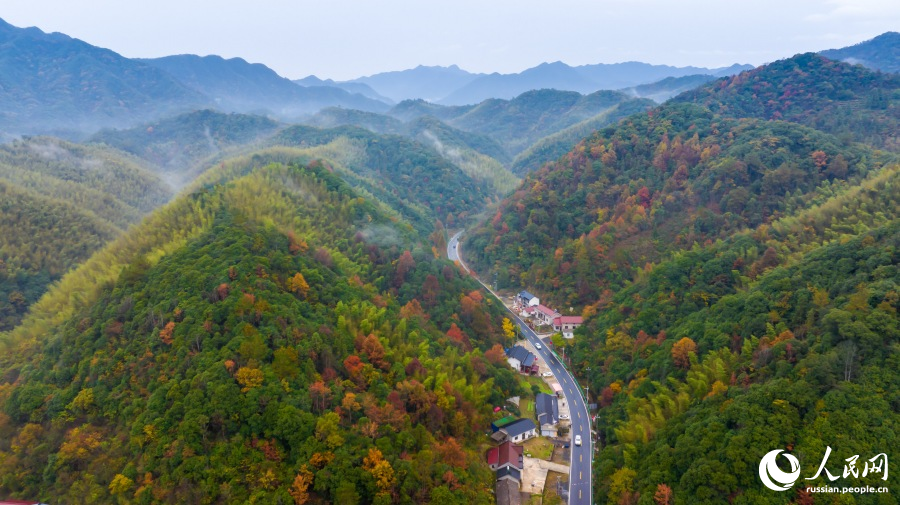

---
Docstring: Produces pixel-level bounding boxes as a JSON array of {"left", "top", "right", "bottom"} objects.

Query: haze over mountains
[
  {"left": 0, "top": 16, "right": 757, "bottom": 140},
  {"left": 0, "top": 14, "right": 898, "bottom": 504}
]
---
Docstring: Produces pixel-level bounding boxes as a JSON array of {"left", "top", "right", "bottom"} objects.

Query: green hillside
[
  {"left": 0, "top": 138, "right": 173, "bottom": 330},
  {"left": 271, "top": 124, "right": 499, "bottom": 229},
  {"left": 463, "top": 52, "right": 900, "bottom": 505},
  {"left": 581, "top": 172, "right": 900, "bottom": 504},
  {"left": 510, "top": 98, "right": 654, "bottom": 175},
  {"left": 673, "top": 53, "right": 899, "bottom": 150},
  {"left": 467, "top": 101, "right": 889, "bottom": 307},
  {"left": 90, "top": 110, "right": 283, "bottom": 182},
  {"left": 0, "top": 159, "right": 521, "bottom": 504},
  {"left": 448, "top": 89, "right": 639, "bottom": 155}
]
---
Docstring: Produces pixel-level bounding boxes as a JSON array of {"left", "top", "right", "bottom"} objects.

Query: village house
[
  {"left": 515, "top": 290, "right": 539, "bottom": 309},
  {"left": 491, "top": 416, "right": 518, "bottom": 433},
  {"left": 505, "top": 345, "right": 539, "bottom": 375},
  {"left": 535, "top": 393, "right": 560, "bottom": 436},
  {"left": 485, "top": 441, "right": 525, "bottom": 471},
  {"left": 552, "top": 315, "right": 584, "bottom": 338},
  {"left": 494, "top": 418, "right": 537, "bottom": 443},
  {"left": 532, "top": 304, "right": 560, "bottom": 326}
]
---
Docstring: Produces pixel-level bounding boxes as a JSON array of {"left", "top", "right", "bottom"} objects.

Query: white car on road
[
  {"left": 574, "top": 435, "right": 582, "bottom": 446},
  {"left": 559, "top": 414, "right": 570, "bottom": 420},
  {"left": 541, "top": 371, "right": 553, "bottom": 377},
  {"left": 535, "top": 342, "right": 542, "bottom": 349}
]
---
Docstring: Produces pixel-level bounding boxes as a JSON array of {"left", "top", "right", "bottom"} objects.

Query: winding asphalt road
[{"left": 449, "top": 231, "right": 593, "bottom": 505}]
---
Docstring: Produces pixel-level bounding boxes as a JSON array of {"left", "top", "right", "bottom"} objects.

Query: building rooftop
[
  {"left": 486, "top": 441, "right": 524, "bottom": 469},
  {"left": 535, "top": 304, "right": 559, "bottom": 317},
  {"left": 495, "top": 479, "right": 522, "bottom": 505},
  {"left": 496, "top": 466, "right": 522, "bottom": 482},
  {"left": 535, "top": 392, "right": 559, "bottom": 426},
  {"left": 506, "top": 346, "right": 536, "bottom": 368},
  {"left": 501, "top": 418, "right": 537, "bottom": 438}
]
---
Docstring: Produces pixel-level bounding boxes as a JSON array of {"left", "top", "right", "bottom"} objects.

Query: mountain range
[
  {"left": 0, "top": 16, "right": 759, "bottom": 140},
  {"left": 0, "top": 18, "right": 898, "bottom": 504},
  {"left": 464, "top": 52, "right": 899, "bottom": 503},
  {"left": 339, "top": 61, "right": 752, "bottom": 105},
  {"left": 142, "top": 55, "right": 389, "bottom": 117}
]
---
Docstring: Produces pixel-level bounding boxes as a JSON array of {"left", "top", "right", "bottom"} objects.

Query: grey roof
[
  {"left": 501, "top": 418, "right": 537, "bottom": 438},
  {"left": 495, "top": 479, "right": 522, "bottom": 505},
  {"left": 506, "top": 345, "right": 535, "bottom": 367},
  {"left": 522, "top": 353, "right": 535, "bottom": 367},
  {"left": 496, "top": 466, "right": 522, "bottom": 482},
  {"left": 535, "top": 393, "right": 559, "bottom": 425}
]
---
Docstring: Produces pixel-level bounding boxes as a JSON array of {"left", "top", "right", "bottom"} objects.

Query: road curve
[{"left": 449, "top": 231, "right": 593, "bottom": 505}]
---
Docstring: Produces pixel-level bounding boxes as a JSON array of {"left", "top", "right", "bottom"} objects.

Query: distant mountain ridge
[
  {"left": 0, "top": 18, "right": 207, "bottom": 136},
  {"left": 343, "top": 60, "right": 753, "bottom": 105},
  {"left": 820, "top": 31, "right": 900, "bottom": 74},
  {"left": 0, "top": 17, "right": 390, "bottom": 137},
  {"left": 142, "top": 54, "right": 390, "bottom": 117},
  {"left": 348, "top": 64, "right": 483, "bottom": 102},
  {"left": 292, "top": 75, "right": 393, "bottom": 104}
]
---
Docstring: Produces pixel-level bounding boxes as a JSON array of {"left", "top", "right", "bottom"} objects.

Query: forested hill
[
  {"left": 0, "top": 138, "right": 173, "bottom": 331},
  {"left": 583, "top": 195, "right": 900, "bottom": 503},
  {"left": 90, "top": 110, "right": 283, "bottom": 182},
  {"left": 466, "top": 54, "right": 898, "bottom": 308},
  {"left": 271, "top": 124, "right": 500, "bottom": 230},
  {"left": 463, "top": 51, "right": 900, "bottom": 504},
  {"left": 673, "top": 53, "right": 899, "bottom": 149},
  {"left": 0, "top": 156, "right": 523, "bottom": 504}
]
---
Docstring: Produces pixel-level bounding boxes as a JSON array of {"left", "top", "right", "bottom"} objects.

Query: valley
[{"left": 0, "top": 13, "right": 896, "bottom": 504}]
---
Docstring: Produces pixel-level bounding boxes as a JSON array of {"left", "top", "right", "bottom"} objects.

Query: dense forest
[
  {"left": 465, "top": 53, "right": 899, "bottom": 503},
  {"left": 90, "top": 110, "right": 282, "bottom": 181},
  {"left": 466, "top": 54, "right": 897, "bottom": 308},
  {"left": 673, "top": 53, "right": 899, "bottom": 149},
  {"left": 0, "top": 138, "right": 173, "bottom": 331},
  {"left": 1, "top": 24, "right": 897, "bottom": 505},
  {"left": 0, "top": 159, "right": 524, "bottom": 504}
]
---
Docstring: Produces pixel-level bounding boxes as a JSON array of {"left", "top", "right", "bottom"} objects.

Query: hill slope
[
  {"left": 464, "top": 52, "right": 900, "bottom": 505},
  {"left": 0, "top": 159, "right": 520, "bottom": 504},
  {"left": 271, "top": 125, "right": 498, "bottom": 231},
  {"left": 619, "top": 74, "right": 717, "bottom": 103},
  {"left": 0, "top": 138, "right": 173, "bottom": 330},
  {"left": 447, "top": 89, "right": 648, "bottom": 157},
  {"left": 673, "top": 53, "right": 900, "bottom": 149},
  {"left": 90, "top": 110, "right": 282, "bottom": 184},
  {"left": 294, "top": 75, "right": 393, "bottom": 104}
]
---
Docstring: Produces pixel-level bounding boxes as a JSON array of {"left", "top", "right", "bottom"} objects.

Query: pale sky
[{"left": 2, "top": 0, "right": 898, "bottom": 81}]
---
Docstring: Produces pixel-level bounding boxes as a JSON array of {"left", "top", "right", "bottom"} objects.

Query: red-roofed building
[
  {"left": 552, "top": 315, "right": 583, "bottom": 338},
  {"left": 533, "top": 304, "right": 560, "bottom": 326},
  {"left": 485, "top": 440, "right": 525, "bottom": 471}
]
